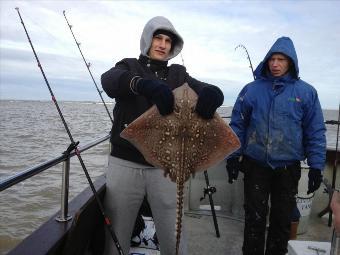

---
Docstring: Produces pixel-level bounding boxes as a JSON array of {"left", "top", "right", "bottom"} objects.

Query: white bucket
[{"left": 296, "top": 193, "right": 314, "bottom": 234}]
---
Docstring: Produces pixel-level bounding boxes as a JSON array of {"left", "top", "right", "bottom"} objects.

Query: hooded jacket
[
  {"left": 230, "top": 37, "right": 326, "bottom": 170},
  {"left": 140, "top": 16, "right": 184, "bottom": 61},
  {"left": 101, "top": 16, "right": 221, "bottom": 165}
]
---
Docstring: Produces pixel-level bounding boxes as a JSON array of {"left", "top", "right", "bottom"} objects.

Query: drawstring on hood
[{"left": 140, "top": 16, "right": 184, "bottom": 61}]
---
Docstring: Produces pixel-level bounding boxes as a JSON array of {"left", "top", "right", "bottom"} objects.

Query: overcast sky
[{"left": 0, "top": 0, "right": 339, "bottom": 109}]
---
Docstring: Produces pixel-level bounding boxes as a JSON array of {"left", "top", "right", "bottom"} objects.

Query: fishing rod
[
  {"left": 178, "top": 53, "right": 221, "bottom": 237},
  {"left": 318, "top": 103, "right": 340, "bottom": 226},
  {"left": 317, "top": 104, "right": 340, "bottom": 255},
  {"left": 15, "top": 8, "right": 124, "bottom": 254},
  {"left": 63, "top": 10, "right": 113, "bottom": 124},
  {"left": 223, "top": 44, "right": 255, "bottom": 119},
  {"left": 235, "top": 44, "right": 255, "bottom": 80},
  {"left": 329, "top": 103, "right": 340, "bottom": 226}
]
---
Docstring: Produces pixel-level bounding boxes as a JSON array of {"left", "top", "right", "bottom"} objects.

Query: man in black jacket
[{"left": 101, "top": 16, "right": 224, "bottom": 255}]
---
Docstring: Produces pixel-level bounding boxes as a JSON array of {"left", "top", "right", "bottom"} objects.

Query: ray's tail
[{"left": 175, "top": 180, "right": 184, "bottom": 255}]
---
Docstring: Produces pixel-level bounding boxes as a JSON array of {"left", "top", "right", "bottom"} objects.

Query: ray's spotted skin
[{"left": 121, "top": 83, "right": 240, "bottom": 254}]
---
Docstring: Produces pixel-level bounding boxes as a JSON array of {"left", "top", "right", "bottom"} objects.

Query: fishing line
[
  {"left": 15, "top": 7, "right": 124, "bottom": 254},
  {"left": 235, "top": 44, "right": 255, "bottom": 80},
  {"left": 63, "top": 10, "right": 114, "bottom": 124},
  {"left": 180, "top": 53, "right": 185, "bottom": 67}
]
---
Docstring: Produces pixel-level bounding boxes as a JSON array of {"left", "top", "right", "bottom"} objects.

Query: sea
[{"left": 0, "top": 100, "right": 339, "bottom": 254}]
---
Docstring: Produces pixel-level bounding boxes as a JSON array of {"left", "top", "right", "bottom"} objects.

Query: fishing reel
[{"left": 200, "top": 185, "right": 217, "bottom": 201}]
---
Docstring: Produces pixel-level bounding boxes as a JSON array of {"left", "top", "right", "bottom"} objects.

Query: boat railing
[{"left": 0, "top": 133, "right": 110, "bottom": 222}]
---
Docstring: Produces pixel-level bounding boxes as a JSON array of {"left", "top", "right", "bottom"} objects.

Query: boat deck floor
[
  {"left": 185, "top": 212, "right": 243, "bottom": 254},
  {"left": 184, "top": 172, "right": 336, "bottom": 255},
  {"left": 185, "top": 209, "right": 333, "bottom": 255}
]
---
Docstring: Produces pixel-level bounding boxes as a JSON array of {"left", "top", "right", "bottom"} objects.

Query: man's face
[
  {"left": 268, "top": 53, "right": 290, "bottom": 77},
  {"left": 148, "top": 34, "right": 172, "bottom": 61}
]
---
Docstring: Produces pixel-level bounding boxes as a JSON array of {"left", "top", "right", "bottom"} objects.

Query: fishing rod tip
[
  {"left": 63, "top": 10, "right": 66, "bottom": 14},
  {"left": 15, "top": 7, "right": 19, "bottom": 11},
  {"left": 235, "top": 44, "right": 243, "bottom": 51}
]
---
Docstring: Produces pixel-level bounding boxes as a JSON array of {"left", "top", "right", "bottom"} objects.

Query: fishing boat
[
  {"left": 1, "top": 114, "right": 339, "bottom": 255},
  {"left": 1, "top": 8, "right": 339, "bottom": 255}
]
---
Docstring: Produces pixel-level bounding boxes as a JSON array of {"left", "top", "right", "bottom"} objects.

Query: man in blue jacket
[{"left": 226, "top": 36, "right": 326, "bottom": 255}]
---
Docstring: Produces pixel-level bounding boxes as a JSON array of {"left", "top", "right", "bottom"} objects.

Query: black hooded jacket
[{"left": 101, "top": 55, "right": 213, "bottom": 165}]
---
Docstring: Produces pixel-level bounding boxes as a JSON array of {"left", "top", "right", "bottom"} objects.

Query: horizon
[{"left": 1, "top": 98, "right": 338, "bottom": 111}]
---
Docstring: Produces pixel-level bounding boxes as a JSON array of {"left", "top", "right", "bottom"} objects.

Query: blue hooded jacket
[{"left": 230, "top": 37, "right": 326, "bottom": 170}]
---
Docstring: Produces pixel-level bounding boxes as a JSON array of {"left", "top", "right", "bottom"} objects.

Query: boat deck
[
  {"left": 185, "top": 208, "right": 333, "bottom": 255},
  {"left": 132, "top": 184, "right": 334, "bottom": 255},
  {"left": 5, "top": 153, "right": 337, "bottom": 255},
  {"left": 186, "top": 212, "right": 243, "bottom": 254}
]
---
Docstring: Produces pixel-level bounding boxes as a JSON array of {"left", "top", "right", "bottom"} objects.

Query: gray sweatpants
[{"left": 103, "top": 156, "right": 187, "bottom": 255}]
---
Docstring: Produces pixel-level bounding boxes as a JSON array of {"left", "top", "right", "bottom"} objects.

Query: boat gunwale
[{"left": 7, "top": 175, "right": 106, "bottom": 255}]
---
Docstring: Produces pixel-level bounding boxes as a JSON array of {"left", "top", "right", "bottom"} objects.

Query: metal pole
[{"left": 56, "top": 158, "right": 72, "bottom": 222}]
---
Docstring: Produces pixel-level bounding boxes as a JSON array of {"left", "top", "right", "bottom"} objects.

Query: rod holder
[{"left": 56, "top": 158, "right": 72, "bottom": 222}]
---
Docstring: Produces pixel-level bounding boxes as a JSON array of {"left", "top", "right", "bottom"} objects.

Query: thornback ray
[{"left": 120, "top": 83, "right": 240, "bottom": 255}]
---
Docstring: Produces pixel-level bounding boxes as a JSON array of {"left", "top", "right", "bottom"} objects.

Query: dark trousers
[{"left": 242, "top": 156, "right": 301, "bottom": 255}]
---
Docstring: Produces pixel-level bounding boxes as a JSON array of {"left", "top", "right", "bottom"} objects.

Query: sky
[{"left": 0, "top": 0, "right": 339, "bottom": 109}]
